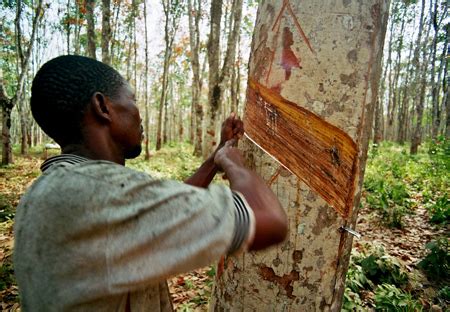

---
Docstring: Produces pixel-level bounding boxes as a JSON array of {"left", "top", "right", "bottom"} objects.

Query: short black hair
[{"left": 31, "top": 55, "right": 124, "bottom": 145}]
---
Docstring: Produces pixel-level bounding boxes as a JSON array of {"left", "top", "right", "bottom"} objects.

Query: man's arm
[
  {"left": 215, "top": 139, "right": 288, "bottom": 251},
  {"left": 184, "top": 113, "right": 244, "bottom": 188}
]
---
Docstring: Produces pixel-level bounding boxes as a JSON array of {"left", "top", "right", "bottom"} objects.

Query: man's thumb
[{"left": 225, "top": 138, "right": 237, "bottom": 147}]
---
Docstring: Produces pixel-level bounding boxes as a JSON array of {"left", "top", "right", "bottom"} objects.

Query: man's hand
[
  {"left": 184, "top": 113, "right": 244, "bottom": 188},
  {"left": 214, "top": 138, "right": 245, "bottom": 172},
  {"left": 219, "top": 113, "right": 244, "bottom": 148}
]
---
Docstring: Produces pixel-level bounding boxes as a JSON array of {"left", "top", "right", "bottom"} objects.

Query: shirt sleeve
[
  {"left": 228, "top": 191, "right": 256, "bottom": 255},
  {"left": 98, "top": 168, "right": 253, "bottom": 293}
]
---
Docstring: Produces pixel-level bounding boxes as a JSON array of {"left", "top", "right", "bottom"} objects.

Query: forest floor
[{"left": 0, "top": 141, "right": 448, "bottom": 311}]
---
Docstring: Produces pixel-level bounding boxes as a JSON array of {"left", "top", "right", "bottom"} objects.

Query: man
[{"left": 14, "top": 55, "right": 287, "bottom": 311}]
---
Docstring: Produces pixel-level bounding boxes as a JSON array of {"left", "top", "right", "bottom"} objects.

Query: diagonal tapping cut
[{"left": 244, "top": 79, "right": 359, "bottom": 218}]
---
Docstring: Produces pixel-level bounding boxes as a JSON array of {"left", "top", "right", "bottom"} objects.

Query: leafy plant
[
  {"left": 437, "top": 285, "right": 450, "bottom": 302},
  {"left": 342, "top": 287, "right": 367, "bottom": 312},
  {"left": 427, "top": 193, "right": 449, "bottom": 225},
  {"left": 418, "top": 238, "right": 449, "bottom": 283},
  {"left": 360, "top": 254, "right": 408, "bottom": 287},
  {"left": 0, "top": 262, "right": 15, "bottom": 292},
  {"left": 374, "top": 284, "right": 422, "bottom": 312}
]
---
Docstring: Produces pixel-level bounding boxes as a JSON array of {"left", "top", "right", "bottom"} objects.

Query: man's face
[{"left": 109, "top": 82, "right": 143, "bottom": 159}]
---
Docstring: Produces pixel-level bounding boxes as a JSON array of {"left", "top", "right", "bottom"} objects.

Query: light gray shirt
[{"left": 14, "top": 155, "right": 254, "bottom": 311}]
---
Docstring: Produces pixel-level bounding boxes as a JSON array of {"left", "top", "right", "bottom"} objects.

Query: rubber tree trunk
[
  {"left": 210, "top": 0, "right": 390, "bottom": 311},
  {"left": 101, "top": 0, "right": 111, "bottom": 65},
  {"left": 86, "top": 0, "right": 96, "bottom": 59}
]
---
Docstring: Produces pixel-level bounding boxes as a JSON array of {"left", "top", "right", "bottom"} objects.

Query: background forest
[{"left": 0, "top": 0, "right": 448, "bottom": 311}]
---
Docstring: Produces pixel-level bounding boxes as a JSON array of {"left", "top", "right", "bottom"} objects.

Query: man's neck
[{"left": 61, "top": 143, "right": 124, "bottom": 165}]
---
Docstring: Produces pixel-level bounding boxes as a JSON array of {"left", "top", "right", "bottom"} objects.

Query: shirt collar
[{"left": 40, "top": 154, "right": 90, "bottom": 172}]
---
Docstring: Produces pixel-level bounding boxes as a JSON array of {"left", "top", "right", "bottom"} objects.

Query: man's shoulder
[{"left": 45, "top": 159, "right": 152, "bottom": 184}]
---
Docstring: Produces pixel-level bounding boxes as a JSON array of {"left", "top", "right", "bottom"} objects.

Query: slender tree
[
  {"left": 86, "top": 0, "right": 97, "bottom": 59},
  {"left": 101, "top": 0, "right": 112, "bottom": 65},
  {"left": 411, "top": 0, "right": 430, "bottom": 154},
  {"left": 187, "top": 0, "right": 204, "bottom": 156},
  {"left": 143, "top": 0, "right": 150, "bottom": 160},
  {"left": 156, "top": 0, "right": 185, "bottom": 150},
  {"left": 203, "top": 0, "right": 244, "bottom": 158},
  {"left": 1, "top": 0, "right": 44, "bottom": 163}
]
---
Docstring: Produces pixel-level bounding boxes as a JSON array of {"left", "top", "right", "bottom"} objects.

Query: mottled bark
[
  {"left": 110, "top": 0, "right": 122, "bottom": 63},
  {"left": 211, "top": 0, "right": 389, "bottom": 310},
  {"left": 1, "top": 80, "right": 13, "bottom": 165},
  {"left": 74, "top": 1, "right": 81, "bottom": 54},
  {"left": 203, "top": 0, "right": 244, "bottom": 158},
  {"left": 387, "top": 6, "right": 406, "bottom": 140},
  {"left": 410, "top": 0, "right": 427, "bottom": 154},
  {"left": 398, "top": 39, "right": 414, "bottom": 144},
  {"left": 374, "top": 99, "right": 384, "bottom": 144},
  {"left": 6, "top": 0, "right": 44, "bottom": 160},
  {"left": 101, "top": 0, "right": 111, "bottom": 64},
  {"left": 444, "top": 25, "right": 450, "bottom": 139},
  {"left": 143, "top": 0, "right": 150, "bottom": 160},
  {"left": 188, "top": 0, "right": 203, "bottom": 156},
  {"left": 429, "top": 0, "right": 440, "bottom": 138},
  {"left": 86, "top": 0, "right": 97, "bottom": 59}
]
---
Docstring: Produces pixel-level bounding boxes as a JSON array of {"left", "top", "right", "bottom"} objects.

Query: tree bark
[
  {"left": 397, "top": 39, "right": 414, "bottom": 144},
  {"left": 388, "top": 5, "right": 406, "bottom": 140},
  {"left": 101, "top": 0, "right": 111, "bottom": 65},
  {"left": 86, "top": 0, "right": 97, "bottom": 59},
  {"left": 156, "top": 0, "right": 183, "bottom": 150},
  {"left": 143, "top": 0, "right": 150, "bottom": 160},
  {"left": 188, "top": 0, "right": 203, "bottom": 156},
  {"left": 2, "top": 0, "right": 44, "bottom": 162},
  {"left": 203, "top": 0, "right": 244, "bottom": 158},
  {"left": 410, "top": 0, "right": 428, "bottom": 154},
  {"left": 211, "top": 0, "right": 390, "bottom": 310},
  {"left": 1, "top": 80, "right": 13, "bottom": 165},
  {"left": 429, "top": 0, "right": 440, "bottom": 138},
  {"left": 444, "top": 24, "right": 450, "bottom": 139}
]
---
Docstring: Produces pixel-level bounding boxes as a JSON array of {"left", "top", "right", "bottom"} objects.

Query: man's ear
[{"left": 90, "top": 92, "right": 112, "bottom": 123}]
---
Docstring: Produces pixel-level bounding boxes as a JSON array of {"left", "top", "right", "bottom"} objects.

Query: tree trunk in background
[
  {"left": 74, "top": 1, "right": 81, "bottom": 54},
  {"left": 203, "top": 0, "right": 243, "bottom": 158},
  {"left": 143, "top": 0, "right": 150, "bottom": 160},
  {"left": 1, "top": 80, "right": 13, "bottom": 165},
  {"left": 188, "top": 0, "right": 203, "bottom": 156},
  {"left": 110, "top": 0, "right": 122, "bottom": 64},
  {"left": 434, "top": 24, "right": 448, "bottom": 136},
  {"left": 230, "top": 34, "right": 242, "bottom": 114},
  {"left": 374, "top": 99, "right": 384, "bottom": 144},
  {"left": 156, "top": 0, "right": 183, "bottom": 150},
  {"left": 204, "top": 0, "right": 222, "bottom": 157},
  {"left": 211, "top": 0, "right": 389, "bottom": 310},
  {"left": 66, "top": 0, "right": 71, "bottom": 53},
  {"left": 86, "top": 0, "right": 97, "bottom": 59},
  {"left": 444, "top": 24, "right": 449, "bottom": 139},
  {"left": 410, "top": 0, "right": 427, "bottom": 154},
  {"left": 374, "top": 48, "right": 388, "bottom": 144},
  {"left": 163, "top": 80, "right": 171, "bottom": 144},
  {"left": 398, "top": 39, "right": 414, "bottom": 144},
  {"left": 156, "top": 4, "right": 171, "bottom": 150},
  {"left": 388, "top": 6, "right": 406, "bottom": 140},
  {"left": 429, "top": 0, "right": 440, "bottom": 138},
  {"left": 8, "top": 0, "right": 44, "bottom": 160},
  {"left": 101, "top": 0, "right": 111, "bottom": 65}
]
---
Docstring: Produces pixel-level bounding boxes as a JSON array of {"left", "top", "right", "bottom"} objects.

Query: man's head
[{"left": 31, "top": 55, "right": 143, "bottom": 160}]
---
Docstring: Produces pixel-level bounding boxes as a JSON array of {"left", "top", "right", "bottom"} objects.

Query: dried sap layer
[{"left": 244, "top": 79, "right": 358, "bottom": 218}]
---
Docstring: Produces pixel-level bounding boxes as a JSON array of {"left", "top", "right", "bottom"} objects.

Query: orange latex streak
[{"left": 244, "top": 79, "right": 358, "bottom": 218}]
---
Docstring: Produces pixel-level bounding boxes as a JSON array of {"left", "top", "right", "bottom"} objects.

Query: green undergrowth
[
  {"left": 343, "top": 246, "right": 416, "bottom": 311},
  {"left": 126, "top": 142, "right": 203, "bottom": 181},
  {"left": 363, "top": 138, "right": 449, "bottom": 228}
]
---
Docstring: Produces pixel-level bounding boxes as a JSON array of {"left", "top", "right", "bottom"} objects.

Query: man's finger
[{"left": 225, "top": 137, "right": 237, "bottom": 147}]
